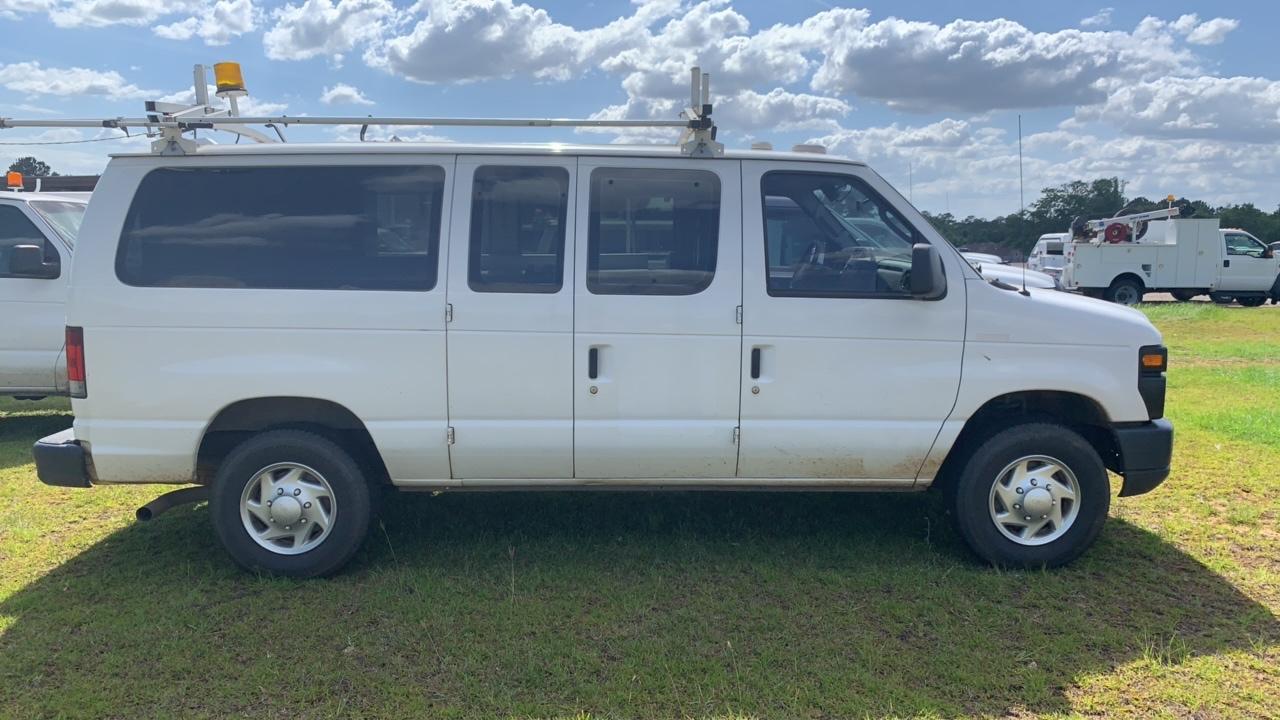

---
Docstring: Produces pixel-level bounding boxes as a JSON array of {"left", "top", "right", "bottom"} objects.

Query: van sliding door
[{"left": 571, "top": 158, "right": 743, "bottom": 479}]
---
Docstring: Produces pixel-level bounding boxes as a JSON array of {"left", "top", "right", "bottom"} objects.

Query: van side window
[
  {"left": 469, "top": 166, "right": 569, "bottom": 293},
  {"left": 0, "top": 205, "right": 59, "bottom": 278},
  {"left": 587, "top": 167, "right": 719, "bottom": 296},
  {"left": 116, "top": 166, "right": 445, "bottom": 291},
  {"left": 762, "top": 172, "right": 923, "bottom": 298}
]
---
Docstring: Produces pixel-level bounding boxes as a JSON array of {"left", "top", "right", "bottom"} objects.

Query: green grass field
[{"left": 1, "top": 306, "right": 1277, "bottom": 719}]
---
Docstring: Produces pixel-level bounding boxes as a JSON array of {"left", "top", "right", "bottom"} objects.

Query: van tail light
[{"left": 66, "top": 326, "right": 86, "bottom": 399}]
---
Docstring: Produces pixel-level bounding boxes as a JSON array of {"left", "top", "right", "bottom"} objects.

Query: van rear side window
[{"left": 116, "top": 166, "right": 445, "bottom": 291}]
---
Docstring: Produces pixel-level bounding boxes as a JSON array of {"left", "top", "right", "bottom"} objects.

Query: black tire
[
  {"left": 1237, "top": 296, "right": 1266, "bottom": 308},
  {"left": 1209, "top": 292, "right": 1234, "bottom": 305},
  {"left": 211, "top": 429, "right": 372, "bottom": 577},
  {"left": 1170, "top": 289, "right": 1198, "bottom": 302},
  {"left": 951, "top": 423, "right": 1110, "bottom": 569},
  {"left": 1104, "top": 276, "right": 1144, "bottom": 306}
]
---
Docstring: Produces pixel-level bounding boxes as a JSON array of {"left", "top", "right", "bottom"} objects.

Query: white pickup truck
[
  {"left": 0, "top": 190, "right": 87, "bottom": 397},
  {"left": 1062, "top": 218, "right": 1280, "bottom": 306}
]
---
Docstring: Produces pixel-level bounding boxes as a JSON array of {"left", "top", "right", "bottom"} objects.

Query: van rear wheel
[
  {"left": 951, "top": 423, "right": 1109, "bottom": 568},
  {"left": 211, "top": 429, "right": 372, "bottom": 577}
]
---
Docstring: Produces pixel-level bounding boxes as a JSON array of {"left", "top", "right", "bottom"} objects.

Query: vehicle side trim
[{"left": 392, "top": 477, "right": 925, "bottom": 491}]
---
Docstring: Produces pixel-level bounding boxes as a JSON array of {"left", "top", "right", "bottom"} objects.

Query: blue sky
[{"left": 1, "top": 0, "right": 1276, "bottom": 217}]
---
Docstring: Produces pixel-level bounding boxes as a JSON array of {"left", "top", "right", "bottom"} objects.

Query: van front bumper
[
  {"left": 1113, "top": 419, "right": 1173, "bottom": 497},
  {"left": 33, "top": 429, "right": 93, "bottom": 488}
]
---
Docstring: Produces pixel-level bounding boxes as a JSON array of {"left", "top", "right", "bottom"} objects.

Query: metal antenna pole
[
  {"left": 193, "top": 65, "right": 208, "bottom": 107},
  {"left": 1018, "top": 114, "right": 1029, "bottom": 295},
  {"left": 1018, "top": 114, "right": 1025, "bottom": 216}
]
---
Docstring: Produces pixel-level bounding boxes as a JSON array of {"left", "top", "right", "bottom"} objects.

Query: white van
[
  {"left": 1028, "top": 233, "right": 1068, "bottom": 279},
  {"left": 0, "top": 191, "right": 87, "bottom": 397},
  {"left": 27, "top": 140, "right": 1173, "bottom": 576}
]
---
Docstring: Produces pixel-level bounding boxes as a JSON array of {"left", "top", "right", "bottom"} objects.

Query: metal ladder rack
[{"left": 0, "top": 64, "right": 724, "bottom": 158}]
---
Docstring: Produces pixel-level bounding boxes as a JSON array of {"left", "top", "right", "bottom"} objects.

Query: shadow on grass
[
  {"left": 0, "top": 404, "right": 71, "bottom": 471},
  {"left": 2, "top": 489, "right": 1276, "bottom": 718}
]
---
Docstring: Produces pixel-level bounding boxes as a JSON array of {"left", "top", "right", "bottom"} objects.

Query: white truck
[
  {"left": 1061, "top": 210, "right": 1280, "bottom": 306},
  {"left": 0, "top": 185, "right": 88, "bottom": 397},
  {"left": 11, "top": 63, "right": 1173, "bottom": 577}
]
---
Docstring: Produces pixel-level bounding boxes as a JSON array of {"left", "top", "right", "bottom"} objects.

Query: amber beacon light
[{"left": 213, "top": 62, "right": 246, "bottom": 96}]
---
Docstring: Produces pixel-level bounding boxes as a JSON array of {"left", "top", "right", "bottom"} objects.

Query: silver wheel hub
[
  {"left": 240, "top": 462, "right": 336, "bottom": 555},
  {"left": 988, "top": 455, "right": 1081, "bottom": 546},
  {"left": 269, "top": 495, "right": 303, "bottom": 526}
]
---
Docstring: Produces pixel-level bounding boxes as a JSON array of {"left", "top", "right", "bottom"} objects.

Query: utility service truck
[{"left": 1060, "top": 203, "right": 1280, "bottom": 306}]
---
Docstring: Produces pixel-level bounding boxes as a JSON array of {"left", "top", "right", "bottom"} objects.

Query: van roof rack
[{"left": 0, "top": 63, "right": 724, "bottom": 158}]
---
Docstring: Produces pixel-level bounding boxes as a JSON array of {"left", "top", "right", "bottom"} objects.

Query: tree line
[
  {"left": 922, "top": 177, "right": 1280, "bottom": 259},
  {"left": 7, "top": 156, "right": 58, "bottom": 178}
]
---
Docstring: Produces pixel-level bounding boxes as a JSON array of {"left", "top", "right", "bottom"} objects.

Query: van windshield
[{"left": 30, "top": 201, "right": 85, "bottom": 248}]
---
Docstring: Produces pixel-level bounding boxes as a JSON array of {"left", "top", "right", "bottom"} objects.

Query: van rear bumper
[
  {"left": 33, "top": 429, "right": 93, "bottom": 488},
  {"left": 1113, "top": 419, "right": 1173, "bottom": 497}
]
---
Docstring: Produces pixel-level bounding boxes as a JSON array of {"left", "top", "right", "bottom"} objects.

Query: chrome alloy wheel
[
  {"left": 239, "top": 462, "right": 336, "bottom": 555},
  {"left": 988, "top": 455, "right": 1080, "bottom": 546}
]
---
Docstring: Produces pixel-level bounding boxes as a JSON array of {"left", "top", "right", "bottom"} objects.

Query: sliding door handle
[
  {"left": 588, "top": 347, "right": 599, "bottom": 380},
  {"left": 750, "top": 347, "right": 761, "bottom": 380}
]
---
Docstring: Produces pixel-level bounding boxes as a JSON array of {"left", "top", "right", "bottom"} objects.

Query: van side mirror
[
  {"left": 7, "top": 244, "right": 59, "bottom": 279},
  {"left": 1267, "top": 242, "right": 1280, "bottom": 259},
  {"left": 910, "top": 243, "right": 946, "bottom": 300}
]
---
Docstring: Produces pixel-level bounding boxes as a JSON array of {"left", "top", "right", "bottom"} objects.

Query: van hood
[
  {"left": 967, "top": 278, "right": 1162, "bottom": 348},
  {"left": 970, "top": 261, "right": 1057, "bottom": 289}
]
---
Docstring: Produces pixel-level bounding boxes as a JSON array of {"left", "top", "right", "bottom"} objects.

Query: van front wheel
[
  {"left": 952, "top": 423, "right": 1109, "bottom": 568},
  {"left": 211, "top": 429, "right": 372, "bottom": 577}
]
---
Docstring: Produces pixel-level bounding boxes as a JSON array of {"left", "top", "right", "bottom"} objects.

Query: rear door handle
[
  {"left": 588, "top": 347, "right": 599, "bottom": 380},
  {"left": 750, "top": 347, "right": 761, "bottom": 380}
]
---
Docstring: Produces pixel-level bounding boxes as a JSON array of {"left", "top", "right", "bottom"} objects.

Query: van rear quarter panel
[{"left": 68, "top": 155, "right": 456, "bottom": 484}]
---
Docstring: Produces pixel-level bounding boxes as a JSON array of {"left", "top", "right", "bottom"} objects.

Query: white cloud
[
  {"left": 371, "top": 0, "right": 583, "bottom": 83},
  {"left": 1185, "top": 17, "right": 1239, "bottom": 45},
  {"left": 153, "top": 0, "right": 259, "bottom": 45},
  {"left": 808, "top": 15, "right": 1199, "bottom": 112},
  {"left": 47, "top": 0, "right": 185, "bottom": 27},
  {"left": 1076, "top": 75, "right": 1280, "bottom": 143},
  {"left": 320, "top": 83, "right": 374, "bottom": 105},
  {"left": 1080, "top": 8, "right": 1113, "bottom": 28},
  {"left": 0, "top": 62, "right": 157, "bottom": 99},
  {"left": 159, "top": 85, "right": 288, "bottom": 116},
  {"left": 263, "top": 0, "right": 396, "bottom": 62}
]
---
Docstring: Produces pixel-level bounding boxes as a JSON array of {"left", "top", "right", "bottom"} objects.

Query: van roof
[{"left": 109, "top": 141, "right": 866, "bottom": 166}]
